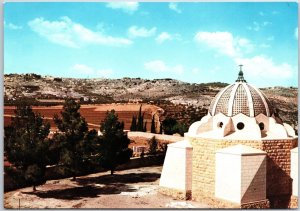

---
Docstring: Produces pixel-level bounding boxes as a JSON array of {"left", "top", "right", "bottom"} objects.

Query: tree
[
  {"left": 4, "top": 103, "right": 50, "bottom": 191},
  {"left": 130, "top": 115, "right": 137, "bottom": 131},
  {"left": 151, "top": 115, "right": 156, "bottom": 133},
  {"left": 147, "top": 136, "right": 158, "bottom": 155},
  {"left": 162, "top": 117, "right": 178, "bottom": 135},
  {"left": 99, "top": 110, "right": 133, "bottom": 175},
  {"left": 162, "top": 117, "right": 188, "bottom": 136},
  {"left": 137, "top": 105, "right": 144, "bottom": 131},
  {"left": 53, "top": 98, "right": 94, "bottom": 180},
  {"left": 130, "top": 105, "right": 147, "bottom": 132}
]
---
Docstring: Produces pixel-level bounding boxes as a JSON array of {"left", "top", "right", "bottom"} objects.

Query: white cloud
[
  {"left": 234, "top": 56, "right": 293, "bottom": 79},
  {"left": 169, "top": 3, "right": 181, "bottom": 13},
  {"left": 156, "top": 32, "right": 172, "bottom": 43},
  {"left": 295, "top": 27, "right": 298, "bottom": 39},
  {"left": 247, "top": 21, "right": 271, "bottom": 31},
  {"left": 71, "top": 64, "right": 113, "bottom": 77},
  {"left": 106, "top": 2, "right": 139, "bottom": 14},
  {"left": 4, "top": 22, "right": 22, "bottom": 30},
  {"left": 195, "top": 31, "right": 236, "bottom": 57},
  {"left": 144, "top": 60, "right": 184, "bottom": 74},
  {"left": 128, "top": 26, "right": 156, "bottom": 38},
  {"left": 28, "top": 16, "right": 132, "bottom": 48},
  {"left": 236, "top": 38, "right": 254, "bottom": 53},
  {"left": 259, "top": 43, "right": 271, "bottom": 48},
  {"left": 194, "top": 31, "right": 254, "bottom": 57}
]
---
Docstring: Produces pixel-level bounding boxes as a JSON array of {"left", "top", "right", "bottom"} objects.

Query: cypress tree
[
  {"left": 137, "top": 105, "right": 144, "bottom": 131},
  {"left": 151, "top": 115, "right": 156, "bottom": 133},
  {"left": 130, "top": 115, "right": 137, "bottom": 131}
]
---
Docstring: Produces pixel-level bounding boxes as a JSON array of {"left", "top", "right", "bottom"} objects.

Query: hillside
[{"left": 4, "top": 73, "right": 298, "bottom": 131}]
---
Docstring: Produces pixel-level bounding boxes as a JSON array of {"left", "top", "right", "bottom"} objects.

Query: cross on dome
[{"left": 236, "top": 64, "right": 247, "bottom": 83}]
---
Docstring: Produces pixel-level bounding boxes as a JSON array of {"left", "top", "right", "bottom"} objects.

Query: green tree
[
  {"left": 137, "top": 105, "right": 144, "bottom": 131},
  {"left": 130, "top": 115, "right": 137, "bottom": 131},
  {"left": 99, "top": 110, "right": 133, "bottom": 175},
  {"left": 147, "top": 136, "right": 158, "bottom": 155},
  {"left": 162, "top": 117, "right": 178, "bottom": 135},
  {"left": 53, "top": 98, "right": 94, "bottom": 180},
  {"left": 4, "top": 104, "right": 50, "bottom": 191},
  {"left": 162, "top": 117, "right": 187, "bottom": 136},
  {"left": 151, "top": 115, "right": 156, "bottom": 133}
]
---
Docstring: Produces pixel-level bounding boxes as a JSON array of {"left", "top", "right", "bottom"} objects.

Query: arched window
[
  {"left": 237, "top": 122, "right": 244, "bottom": 130},
  {"left": 259, "top": 122, "right": 264, "bottom": 130},
  {"left": 217, "top": 122, "right": 223, "bottom": 128}
]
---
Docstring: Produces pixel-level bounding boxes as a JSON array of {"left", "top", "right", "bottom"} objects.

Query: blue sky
[{"left": 4, "top": 2, "right": 298, "bottom": 87}]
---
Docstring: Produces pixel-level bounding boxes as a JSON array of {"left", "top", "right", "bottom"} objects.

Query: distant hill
[{"left": 4, "top": 73, "right": 298, "bottom": 132}]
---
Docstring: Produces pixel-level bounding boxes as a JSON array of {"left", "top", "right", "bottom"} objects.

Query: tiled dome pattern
[{"left": 209, "top": 71, "right": 274, "bottom": 117}]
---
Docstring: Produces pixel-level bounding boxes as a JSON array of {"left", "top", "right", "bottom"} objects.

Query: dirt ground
[{"left": 4, "top": 165, "right": 210, "bottom": 209}]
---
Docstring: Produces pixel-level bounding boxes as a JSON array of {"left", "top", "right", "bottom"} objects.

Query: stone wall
[
  {"left": 128, "top": 131, "right": 183, "bottom": 144},
  {"left": 187, "top": 136, "right": 297, "bottom": 208}
]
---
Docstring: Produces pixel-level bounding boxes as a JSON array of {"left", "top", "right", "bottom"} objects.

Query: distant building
[{"left": 159, "top": 67, "right": 298, "bottom": 208}]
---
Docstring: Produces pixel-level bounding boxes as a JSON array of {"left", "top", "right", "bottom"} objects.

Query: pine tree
[
  {"left": 151, "top": 115, "right": 156, "bottom": 133},
  {"left": 130, "top": 115, "right": 137, "bottom": 131},
  {"left": 99, "top": 110, "right": 133, "bottom": 175},
  {"left": 53, "top": 98, "right": 92, "bottom": 181},
  {"left": 4, "top": 103, "right": 50, "bottom": 191}
]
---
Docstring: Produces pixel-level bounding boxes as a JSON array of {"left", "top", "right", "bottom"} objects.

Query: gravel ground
[{"left": 4, "top": 165, "right": 210, "bottom": 209}]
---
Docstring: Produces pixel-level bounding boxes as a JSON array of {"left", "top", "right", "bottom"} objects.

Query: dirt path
[{"left": 4, "top": 166, "right": 209, "bottom": 209}]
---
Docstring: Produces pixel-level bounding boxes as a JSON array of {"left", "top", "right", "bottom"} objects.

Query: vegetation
[
  {"left": 98, "top": 110, "right": 133, "bottom": 175},
  {"left": 130, "top": 105, "right": 147, "bottom": 132},
  {"left": 147, "top": 137, "right": 158, "bottom": 155},
  {"left": 130, "top": 115, "right": 137, "bottom": 131},
  {"left": 151, "top": 115, "right": 156, "bottom": 133},
  {"left": 53, "top": 98, "right": 96, "bottom": 180},
  {"left": 162, "top": 117, "right": 188, "bottom": 136},
  {"left": 4, "top": 103, "right": 50, "bottom": 191}
]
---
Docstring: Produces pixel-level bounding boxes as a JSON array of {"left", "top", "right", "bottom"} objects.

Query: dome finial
[{"left": 236, "top": 64, "right": 246, "bottom": 82}]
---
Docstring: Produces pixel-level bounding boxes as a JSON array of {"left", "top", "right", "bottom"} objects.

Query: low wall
[
  {"left": 128, "top": 131, "right": 183, "bottom": 144},
  {"left": 186, "top": 136, "right": 297, "bottom": 208},
  {"left": 4, "top": 154, "right": 165, "bottom": 192}
]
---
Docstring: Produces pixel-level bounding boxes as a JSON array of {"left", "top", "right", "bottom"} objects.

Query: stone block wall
[{"left": 187, "top": 136, "right": 297, "bottom": 208}]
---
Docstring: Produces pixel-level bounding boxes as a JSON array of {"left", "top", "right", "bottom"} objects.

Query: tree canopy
[
  {"left": 99, "top": 110, "right": 133, "bottom": 175},
  {"left": 4, "top": 103, "right": 50, "bottom": 191},
  {"left": 53, "top": 98, "right": 96, "bottom": 180}
]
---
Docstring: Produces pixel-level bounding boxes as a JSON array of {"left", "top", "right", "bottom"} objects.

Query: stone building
[{"left": 159, "top": 67, "right": 298, "bottom": 208}]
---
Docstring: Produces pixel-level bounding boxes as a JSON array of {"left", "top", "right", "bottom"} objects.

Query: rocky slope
[{"left": 4, "top": 73, "right": 298, "bottom": 131}]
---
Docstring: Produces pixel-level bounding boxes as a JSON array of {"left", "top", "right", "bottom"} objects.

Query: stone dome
[{"left": 208, "top": 69, "right": 274, "bottom": 117}]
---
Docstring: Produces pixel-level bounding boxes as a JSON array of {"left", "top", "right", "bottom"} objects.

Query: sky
[{"left": 4, "top": 2, "right": 298, "bottom": 87}]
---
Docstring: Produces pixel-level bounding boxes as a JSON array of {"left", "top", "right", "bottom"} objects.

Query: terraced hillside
[{"left": 4, "top": 74, "right": 298, "bottom": 132}]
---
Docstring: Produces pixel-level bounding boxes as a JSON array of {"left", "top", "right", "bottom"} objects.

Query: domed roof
[{"left": 208, "top": 67, "right": 274, "bottom": 117}]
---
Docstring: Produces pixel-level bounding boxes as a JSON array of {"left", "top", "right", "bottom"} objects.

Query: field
[{"left": 4, "top": 103, "right": 163, "bottom": 132}]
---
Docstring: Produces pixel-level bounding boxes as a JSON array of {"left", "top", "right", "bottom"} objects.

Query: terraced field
[{"left": 4, "top": 103, "right": 163, "bottom": 132}]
